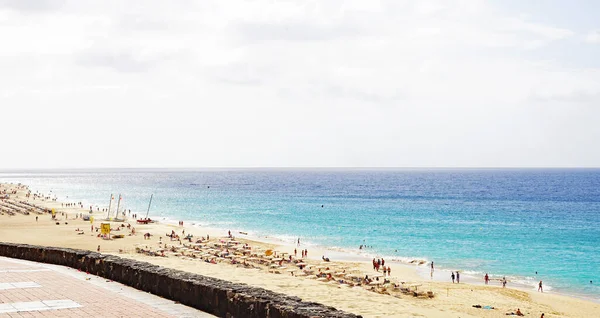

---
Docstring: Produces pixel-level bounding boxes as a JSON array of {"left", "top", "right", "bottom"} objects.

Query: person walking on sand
[
  {"left": 451, "top": 272, "right": 455, "bottom": 283},
  {"left": 456, "top": 271, "right": 460, "bottom": 283},
  {"left": 484, "top": 273, "right": 489, "bottom": 285},
  {"left": 430, "top": 261, "right": 434, "bottom": 278},
  {"left": 538, "top": 280, "right": 543, "bottom": 292},
  {"left": 294, "top": 248, "right": 297, "bottom": 257},
  {"left": 297, "top": 238, "right": 300, "bottom": 246}
]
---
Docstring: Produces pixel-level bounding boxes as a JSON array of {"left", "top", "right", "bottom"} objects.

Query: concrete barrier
[{"left": 0, "top": 242, "right": 361, "bottom": 318}]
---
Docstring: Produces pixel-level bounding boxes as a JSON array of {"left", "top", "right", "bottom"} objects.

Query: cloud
[
  {"left": 233, "top": 21, "right": 360, "bottom": 43},
  {"left": 585, "top": 30, "right": 600, "bottom": 44},
  {"left": 0, "top": 0, "right": 65, "bottom": 13},
  {"left": 530, "top": 90, "right": 600, "bottom": 104},
  {"left": 0, "top": 0, "right": 599, "bottom": 168},
  {"left": 77, "top": 50, "right": 157, "bottom": 73}
]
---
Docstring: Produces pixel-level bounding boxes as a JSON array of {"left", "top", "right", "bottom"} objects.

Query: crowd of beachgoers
[{"left": 133, "top": 228, "right": 435, "bottom": 299}]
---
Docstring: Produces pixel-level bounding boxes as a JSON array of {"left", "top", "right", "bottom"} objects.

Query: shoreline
[
  {"left": 4, "top": 181, "right": 598, "bottom": 300},
  {"left": 157, "top": 213, "right": 599, "bottom": 304},
  {"left": 2, "top": 182, "right": 599, "bottom": 317},
  {"left": 5, "top": 177, "right": 595, "bottom": 301}
]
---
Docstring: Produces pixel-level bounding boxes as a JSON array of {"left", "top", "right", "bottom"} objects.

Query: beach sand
[{"left": 1, "top": 183, "right": 598, "bottom": 317}]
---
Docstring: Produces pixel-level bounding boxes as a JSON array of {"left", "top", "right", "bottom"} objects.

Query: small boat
[
  {"left": 136, "top": 194, "right": 155, "bottom": 224},
  {"left": 136, "top": 218, "right": 154, "bottom": 224}
]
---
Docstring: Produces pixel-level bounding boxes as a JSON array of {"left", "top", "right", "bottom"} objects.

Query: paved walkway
[{"left": 0, "top": 256, "right": 215, "bottom": 317}]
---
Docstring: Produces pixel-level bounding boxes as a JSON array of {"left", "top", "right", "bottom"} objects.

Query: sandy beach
[{"left": 1, "top": 183, "right": 599, "bottom": 318}]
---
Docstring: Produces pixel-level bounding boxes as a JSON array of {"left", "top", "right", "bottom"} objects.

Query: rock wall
[{"left": 0, "top": 243, "right": 361, "bottom": 318}]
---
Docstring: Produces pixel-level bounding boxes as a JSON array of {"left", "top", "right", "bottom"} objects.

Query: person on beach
[
  {"left": 485, "top": 273, "right": 489, "bottom": 285},
  {"left": 304, "top": 249, "right": 307, "bottom": 258},
  {"left": 516, "top": 308, "right": 524, "bottom": 316},
  {"left": 297, "top": 238, "right": 300, "bottom": 246},
  {"left": 294, "top": 248, "right": 297, "bottom": 257},
  {"left": 538, "top": 280, "right": 543, "bottom": 292},
  {"left": 430, "top": 261, "right": 434, "bottom": 278},
  {"left": 503, "top": 276, "right": 507, "bottom": 288},
  {"left": 451, "top": 272, "right": 455, "bottom": 283},
  {"left": 387, "top": 267, "right": 391, "bottom": 276},
  {"left": 456, "top": 271, "right": 460, "bottom": 283}
]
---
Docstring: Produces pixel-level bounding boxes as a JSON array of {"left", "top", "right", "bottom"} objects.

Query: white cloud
[
  {"left": 585, "top": 30, "right": 600, "bottom": 44},
  {"left": 0, "top": 0, "right": 598, "bottom": 168}
]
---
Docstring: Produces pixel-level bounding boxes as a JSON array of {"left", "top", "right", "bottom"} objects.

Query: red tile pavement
[{"left": 0, "top": 257, "right": 214, "bottom": 317}]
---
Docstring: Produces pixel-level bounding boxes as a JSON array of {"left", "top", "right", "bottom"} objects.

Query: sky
[{"left": 1, "top": 0, "right": 599, "bottom": 169}]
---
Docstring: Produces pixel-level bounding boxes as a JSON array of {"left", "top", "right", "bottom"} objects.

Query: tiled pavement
[{"left": 0, "top": 256, "right": 215, "bottom": 317}]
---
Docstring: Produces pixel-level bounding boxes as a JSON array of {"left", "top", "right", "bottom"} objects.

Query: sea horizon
[{"left": 1, "top": 167, "right": 600, "bottom": 173}]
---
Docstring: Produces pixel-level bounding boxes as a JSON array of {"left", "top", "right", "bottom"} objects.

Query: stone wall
[{"left": 0, "top": 243, "right": 361, "bottom": 318}]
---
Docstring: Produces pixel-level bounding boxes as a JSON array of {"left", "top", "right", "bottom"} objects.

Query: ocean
[{"left": 1, "top": 169, "right": 599, "bottom": 301}]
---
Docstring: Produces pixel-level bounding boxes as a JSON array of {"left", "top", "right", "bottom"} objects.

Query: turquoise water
[{"left": 1, "top": 169, "right": 599, "bottom": 300}]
